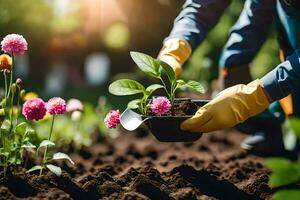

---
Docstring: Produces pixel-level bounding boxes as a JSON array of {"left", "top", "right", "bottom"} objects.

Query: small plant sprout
[
  {"left": 108, "top": 52, "right": 204, "bottom": 115},
  {"left": 27, "top": 97, "right": 74, "bottom": 176}
]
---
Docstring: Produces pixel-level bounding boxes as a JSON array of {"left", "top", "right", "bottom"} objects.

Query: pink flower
[
  {"left": 1, "top": 34, "right": 28, "bottom": 55},
  {"left": 104, "top": 110, "right": 120, "bottom": 129},
  {"left": 66, "top": 98, "right": 84, "bottom": 112},
  {"left": 150, "top": 97, "right": 171, "bottom": 115},
  {"left": 46, "top": 97, "right": 67, "bottom": 115},
  {"left": 22, "top": 98, "right": 47, "bottom": 121}
]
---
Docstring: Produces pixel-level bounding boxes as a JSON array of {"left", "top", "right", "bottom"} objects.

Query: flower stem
[
  {"left": 7, "top": 54, "right": 14, "bottom": 100},
  {"left": 40, "top": 115, "right": 55, "bottom": 176},
  {"left": 15, "top": 87, "right": 20, "bottom": 126},
  {"left": 3, "top": 72, "right": 8, "bottom": 108}
]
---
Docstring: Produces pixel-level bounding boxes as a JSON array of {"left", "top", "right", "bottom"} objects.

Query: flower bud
[
  {"left": 0, "top": 54, "right": 12, "bottom": 72},
  {"left": 11, "top": 83, "right": 17, "bottom": 94},
  {"left": 20, "top": 89, "right": 26, "bottom": 99},
  {"left": 16, "top": 78, "right": 23, "bottom": 86}
]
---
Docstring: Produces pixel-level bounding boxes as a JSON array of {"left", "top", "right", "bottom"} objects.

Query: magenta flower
[
  {"left": 150, "top": 97, "right": 171, "bottom": 115},
  {"left": 46, "top": 97, "right": 67, "bottom": 115},
  {"left": 1, "top": 34, "right": 28, "bottom": 55},
  {"left": 104, "top": 110, "right": 120, "bottom": 129},
  {"left": 22, "top": 98, "right": 47, "bottom": 121},
  {"left": 66, "top": 98, "right": 84, "bottom": 112}
]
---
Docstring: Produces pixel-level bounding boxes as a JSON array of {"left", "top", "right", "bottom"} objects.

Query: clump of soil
[{"left": 0, "top": 129, "right": 273, "bottom": 199}]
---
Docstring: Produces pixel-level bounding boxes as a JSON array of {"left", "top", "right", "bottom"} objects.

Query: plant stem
[
  {"left": 40, "top": 115, "right": 55, "bottom": 176},
  {"left": 158, "top": 77, "right": 171, "bottom": 99},
  {"left": 3, "top": 72, "right": 8, "bottom": 108},
  {"left": 15, "top": 87, "right": 20, "bottom": 126},
  {"left": 7, "top": 54, "right": 14, "bottom": 100}
]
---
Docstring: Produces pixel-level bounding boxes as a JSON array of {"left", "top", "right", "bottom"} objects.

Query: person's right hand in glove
[
  {"left": 181, "top": 79, "right": 272, "bottom": 133},
  {"left": 158, "top": 38, "right": 192, "bottom": 79}
]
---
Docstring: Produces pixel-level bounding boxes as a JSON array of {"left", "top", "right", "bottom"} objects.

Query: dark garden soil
[{"left": 0, "top": 128, "right": 273, "bottom": 200}]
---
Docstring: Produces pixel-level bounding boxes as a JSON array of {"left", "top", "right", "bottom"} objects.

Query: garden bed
[{"left": 0, "top": 129, "right": 272, "bottom": 200}]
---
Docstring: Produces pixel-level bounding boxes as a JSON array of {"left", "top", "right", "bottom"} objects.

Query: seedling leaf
[
  {"left": 185, "top": 80, "right": 204, "bottom": 93},
  {"left": 159, "top": 60, "right": 175, "bottom": 82},
  {"left": 53, "top": 152, "right": 74, "bottom": 165},
  {"left": 109, "top": 79, "right": 145, "bottom": 96},
  {"left": 22, "top": 141, "right": 36, "bottom": 149},
  {"left": 27, "top": 165, "right": 42, "bottom": 173},
  {"left": 130, "top": 51, "right": 160, "bottom": 77},
  {"left": 39, "top": 140, "right": 55, "bottom": 149},
  {"left": 146, "top": 84, "right": 164, "bottom": 94},
  {"left": 128, "top": 99, "right": 141, "bottom": 109},
  {"left": 46, "top": 164, "right": 62, "bottom": 176}
]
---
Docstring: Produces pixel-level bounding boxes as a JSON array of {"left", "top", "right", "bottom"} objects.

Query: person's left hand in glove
[{"left": 180, "top": 79, "right": 272, "bottom": 133}]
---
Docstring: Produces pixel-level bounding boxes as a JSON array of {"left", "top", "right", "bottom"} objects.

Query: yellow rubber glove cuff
[
  {"left": 181, "top": 79, "right": 271, "bottom": 133},
  {"left": 158, "top": 38, "right": 192, "bottom": 79}
]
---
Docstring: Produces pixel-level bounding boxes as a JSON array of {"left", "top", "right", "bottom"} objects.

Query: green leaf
[
  {"left": 185, "top": 80, "right": 205, "bottom": 93},
  {"left": 287, "top": 117, "right": 300, "bottom": 137},
  {"left": 0, "top": 150, "right": 9, "bottom": 158},
  {"left": 27, "top": 165, "right": 42, "bottom": 173},
  {"left": 1, "top": 120, "right": 11, "bottom": 132},
  {"left": 22, "top": 141, "right": 36, "bottom": 149},
  {"left": 25, "top": 127, "right": 35, "bottom": 135},
  {"left": 265, "top": 158, "right": 294, "bottom": 172},
  {"left": 130, "top": 51, "right": 160, "bottom": 78},
  {"left": 127, "top": 99, "right": 141, "bottom": 109},
  {"left": 273, "top": 190, "right": 300, "bottom": 200},
  {"left": 159, "top": 60, "right": 175, "bottom": 82},
  {"left": 265, "top": 158, "right": 300, "bottom": 187},
  {"left": 16, "top": 122, "right": 27, "bottom": 130},
  {"left": 39, "top": 140, "right": 55, "bottom": 149},
  {"left": 46, "top": 164, "right": 62, "bottom": 176},
  {"left": 109, "top": 79, "right": 145, "bottom": 96},
  {"left": 176, "top": 79, "right": 186, "bottom": 87},
  {"left": 53, "top": 152, "right": 74, "bottom": 165},
  {"left": 146, "top": 84, "right": 164, "bottom": 94}
]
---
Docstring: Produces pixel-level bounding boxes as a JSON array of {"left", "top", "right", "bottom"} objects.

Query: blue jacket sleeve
[
  {"left": 219, "top": 0, "right": 276, "bottom": 67},
  {"left": 165, "top": 0, "right": 231, "bottom": 50},
  {"left": 261, "top": 50, "right": 300, "bottom": 101}
]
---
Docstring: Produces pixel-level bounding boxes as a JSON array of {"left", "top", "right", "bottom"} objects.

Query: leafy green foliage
[
  {"left": 286, "top": 117, "right": 300, "bottom": 138},
  {"left": 108, "top": 52, "right": 204, "bottom": 114},
  {"left": 109, "top": 79, "right": 145, "bottom": 96},
  {"left": 265, "top": 158, "right": 300, "bottom": 187},
  {"left": 46, "top": 164, "right": 62, "bottom": 176},
  {"left": 265, "top": 117, "right": 300, "bottom": 199},
  {"left": 53, "top": 152, "right": 74, "bottom": 165},
  {"left": 273, "top": 190, "right": 300, "bottom": 200},
  {"left": 130, "top": 51, "right": 161, "bottom": 78}
]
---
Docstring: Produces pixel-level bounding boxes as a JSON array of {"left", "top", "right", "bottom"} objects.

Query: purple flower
[
  {"left": 66, "top": 98, "right": 84, "bottom": 112},
  {"left": 22, "top": 98, "right": 47, "bottom": 121},
  {"left": 150, "top": 97, "right": 171, "bottom": 115},
  {"left": 104, "top": 110, "right": 120, "bottom": 129},
  {"left": 1, "top": 34, "right": 28, "bottom": 55},
  {"left": 46, "top": 97, "right": 67, "bottom": 115}
]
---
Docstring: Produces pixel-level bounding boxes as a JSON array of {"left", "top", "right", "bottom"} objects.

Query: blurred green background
[{"left": 0, "top": 0, "right": 280, "bottom": 108}]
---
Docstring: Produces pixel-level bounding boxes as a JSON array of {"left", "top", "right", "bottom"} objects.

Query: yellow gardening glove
[
  {"left": 158, "top": 38, "right": 192, "bottom": 79},
  {"left": 181, "top": 79, "right": 271, "bottom": 133}
]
